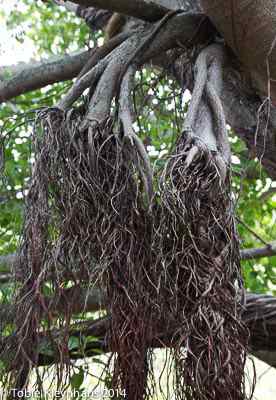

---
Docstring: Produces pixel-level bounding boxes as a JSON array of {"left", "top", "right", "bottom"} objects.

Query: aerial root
[
  {"left": 78, "top": 57, "right": 157, "bottom": 399},
  {"left": 119, "top": 66, "right": 154, "bottom": 205},
  {"left": 4, "top": 37, "right": 252, "bottom": 400},
  {"left": 156, "top": 130, "right": 249, "bottom": 399},
  {"left": 57, "top": 34, "right": 138, "bottom": 112},
  {"left": 8, "top": 36, "right": 156, "bottom": 395},
  {"left": 152, "top": 43, "right": 249, "bottom": 400},
  {"left": 183, "top": 43, "right": 231, "bottom": 165}
]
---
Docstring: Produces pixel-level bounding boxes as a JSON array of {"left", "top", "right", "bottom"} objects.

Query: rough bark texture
[
  {"left": 71, "top": 0, "right": 171, "bottom": 21},
  {"left": 201, "top": 0, "right": 276, "bottom": 103},
  {"left": 0, "top": 51, "right": 92, "bottom": 102},
  {"left": 154, "top": 0, "right": 199, "bottom": 11}
]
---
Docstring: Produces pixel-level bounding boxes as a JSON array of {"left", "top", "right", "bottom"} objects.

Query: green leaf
[
  {"left": 70, "top": 368, "right": 84, "bottom": 390},
  {"left": 38, "top": 340, "right": 54, "bottom": 357},
  {"left": 68, "top": 336, "right": 79, "bottom": 351}
]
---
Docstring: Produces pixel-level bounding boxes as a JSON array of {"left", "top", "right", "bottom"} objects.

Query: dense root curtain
[
  {"left": 157, "top": 133, "right": 249, "bottom": 399},
  {"left": 8, "top": 64, "right": 156, "bottom": 398},
  {"left": 3, "top": 21, "right": 252, "bottom": 400},
  {"left": 154, "top": 44, "right": 250, "bottom": 399}
]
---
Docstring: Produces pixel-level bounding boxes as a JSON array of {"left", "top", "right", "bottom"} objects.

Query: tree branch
[
  {"left": 2, "top": 12, "right": 276, "bottom": 179},
  {"left": 0, "top": 51, "right": 91, "bottom": 103},
  {"left": 0, "top": 12, "right": 212, "bottom": 103},
  {"left": 0, "top": 285, "right": 102, "bottom": 326},
  {"left": 53, "top": 0, "right": 112, "bottom": 32},
  {"left": 3, "top": 291, "right": 275, "bottom": 368},
  {"left": 3, "top": 240, "right": 276, "bottom": 275},
  {"left": 53, "top": 0, "right": 79, "bottom": 13},
  {"left": 241, "top": 243, "right": 276, "bottom": 261},
  {"left": 259, "top": 187, "right": 276, "bottom": 201},
  {"left": 68, "top": 0, "right": 171, "bottom": 22},
  {"left": 245, "top": 293, "right": 276, "bottom": 367}
]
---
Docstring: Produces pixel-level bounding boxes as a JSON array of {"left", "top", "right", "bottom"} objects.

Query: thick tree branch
[
  {"left": 3, "top": 292, "right": 275, "bottom": 368},
  {"left": 3, "top": 240, "right": 276, "bottom": 274},
  {"left": 53, "top": 0, "right": 112, "bottom": 32},
  {"left": 0, "top": 285, "right": 102, "bottom": 326},
  {"left": 245, "top": 293, "right": 276, "bottom": 367},
  {"left": 68, "top": 0, "right": 171, "bottom": 22},
  {"left": 260, "top": 187, "right": 276, "bottom": 201},
  {"left": 2, "top": 14, "right": 276, "bottom": 178},
  {"left": 0, "top": 51, "right": 91, "bottom": 103},
  {"left": 241, "top": 243, "right": 276, "bottom": 261},
  {"left": 53, "top": 0, "right": 78, "bottom": 13}
]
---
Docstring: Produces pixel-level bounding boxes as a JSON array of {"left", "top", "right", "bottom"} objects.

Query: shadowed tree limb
[
  {"left": 53, "top": 0, "right": 79, "bottom": 13},
  {"left": 0, "top": 51, "right": 92, "bottom": 103},
  {"left": 2, "top": 241, "right": 276, "bottom": 277},
  {"left": 67, "top": 0, "right": 171, "bottom": 22},
  {"left": 241, "top": 243, "right": 276, "bottom": 261},
  {"left": 0, "top": 286, "right": 102, "bottom": 326},
  {"left": 2, "top": 292, "right": 276, "bottom": 368}
]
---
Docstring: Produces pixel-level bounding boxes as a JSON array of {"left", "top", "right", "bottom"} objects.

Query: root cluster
[
  {"left": 156, "top": 133, "right": 248, "bottom": 399},
  {"left": 5, "top": 40, "right": 251, "bottom": 400}
]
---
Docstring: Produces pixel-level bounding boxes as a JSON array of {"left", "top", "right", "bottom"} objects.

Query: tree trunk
[{"left": 201, "top": 0, "right": 276, "bottom": 102}]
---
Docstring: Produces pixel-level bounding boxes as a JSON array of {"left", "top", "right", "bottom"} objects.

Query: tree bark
[
  {"left": 1, "top": 6, "right": 276, "bottom": 179},
  {"left": 0, "top": 51, "right": 91, "bottom": 102},
  {"left": 201, "top": 0, "right": 276, "bottom": 103},
  {"left": 70, "top": 0, "right": 171, "bottom": 21}
]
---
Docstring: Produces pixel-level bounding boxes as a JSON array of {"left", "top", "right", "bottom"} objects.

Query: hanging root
[
  {"left": 158, "top": 132, "right": 249, "bottom": 400},
  {"left": 156, "top": 44, "right": 250, "bottom": 400},
  {"left": 10, "top": 143, "right": 49, "bottom": 394},
  {"left": 8, "top": 106, "right": 104, "bottom": 393},
  {"left": 73, "top": 45, "right": 156, "bottom": 399},
  {"left": 6, "top": 25, "right": 158, "bottom": 395},
  {"left": 57, "top": 35, "right": 139, "bottom": 112},
  {"left": 8, "top": 99, "right": 155, "bottom": 396},
  {"left": 91, "top": 125, "right": 154, "bottom": 399},
  {"left": 119, "top": 66, "right": 153, "bottom": 205},
  {"left": 83, "top": 115, "right": 153, "bottom": 400},
  {"left": 95, "top": 66, "right": 156, "bottom": 400},
  {"left": 5, "top": 29, "right": 252, "bottom": 400}
]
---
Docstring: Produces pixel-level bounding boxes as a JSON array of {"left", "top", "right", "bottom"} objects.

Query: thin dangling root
[
  {"left": 5, "top": 33, "right": 251, "bottom": 400},
  {"left": 8, "top": 100, "right": 156, "bottom": 398},
  {"left": 157, "top": 131, "right": 249, "bottom": 400},
  {"left": 119, "top": 66, "right": 153, "bottom": 205},
  {"left": 155, "top": 43, "right": 250, "bottom": 400}
]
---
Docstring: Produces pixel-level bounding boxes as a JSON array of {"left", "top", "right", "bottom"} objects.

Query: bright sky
[{"left": 0, "top": 0, "right": 36, "bottom": 66}]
